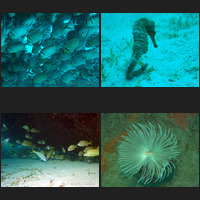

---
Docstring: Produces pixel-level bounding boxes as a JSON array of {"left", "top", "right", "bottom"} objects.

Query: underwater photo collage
[
  {"left": 0, "top": 113, "right": 199, "bottom": 187},
  {"left": 0, "top": 13, "right": 199, "bottom": 87},
  {"left": 0, "top": 13, "right": 199, "bottom": 188}
]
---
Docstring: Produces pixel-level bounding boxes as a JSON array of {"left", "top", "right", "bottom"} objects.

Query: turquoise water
[
  {"left": 1, "top": 13, "right": 99, "bottom": 87},
  {"left": 101, "top": 13, "right": 199, "bottom": 87}
]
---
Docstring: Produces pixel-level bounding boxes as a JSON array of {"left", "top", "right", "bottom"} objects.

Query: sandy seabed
[
  {"left": 101, "top": 13, "right": 199, "bottom": 87},
  {"left": 1, "top": 158, "right": 99, "bottom": 187}
]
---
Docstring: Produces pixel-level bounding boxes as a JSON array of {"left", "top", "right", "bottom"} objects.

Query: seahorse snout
[
  {"left": 149, "top": 34, "right": 158, "bottom": 48},
  {"left": 152, "top": 39, "right": 158, "bottom": 48}
]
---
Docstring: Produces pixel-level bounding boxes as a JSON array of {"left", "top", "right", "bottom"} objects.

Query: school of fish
[
  {"left": 1, "top": 123, "right": 99, "bottom": 162},
  {"left": 1, "top": 13, "right": 99, "bottom": 87}
]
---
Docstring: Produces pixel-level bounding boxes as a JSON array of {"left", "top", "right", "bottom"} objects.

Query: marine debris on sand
[{"left": 1, "top": 158, "right": 99, "bottom": 187}]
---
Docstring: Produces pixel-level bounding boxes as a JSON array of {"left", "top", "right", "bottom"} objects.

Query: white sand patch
[{"left": 1, "top": 158, "right": 99, "bottom": 187}]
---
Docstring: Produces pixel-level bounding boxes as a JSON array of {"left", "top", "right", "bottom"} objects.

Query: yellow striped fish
[{"left": 31, "top": 150, "right": 46, "bottom": 162}]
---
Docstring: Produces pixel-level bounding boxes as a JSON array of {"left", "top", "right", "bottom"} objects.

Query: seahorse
[{"left": 126, "top": 18, "right": 158, "bottom": 80}]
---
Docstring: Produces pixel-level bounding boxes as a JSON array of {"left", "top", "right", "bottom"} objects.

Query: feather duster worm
[{"left": 118, "top": 122, "right": 180, "bottom": 184}]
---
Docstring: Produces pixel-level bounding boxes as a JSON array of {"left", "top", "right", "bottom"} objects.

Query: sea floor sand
[
  {"left": 1, "top": 158, "right": 99, "bottom": 187},
  {"left": 101, "top": 13, "right": 199, "bottom": 87}
]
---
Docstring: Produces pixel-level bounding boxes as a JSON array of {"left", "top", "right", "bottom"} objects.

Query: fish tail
[{"left": 89, "top": 141, "right": 92, "bottom": 145}]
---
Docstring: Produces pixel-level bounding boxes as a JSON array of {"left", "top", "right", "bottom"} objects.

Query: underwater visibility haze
[
  {"left": 1, "top": 13, "right": 99, "bottom": 87},
  {"left": 101, "top": 13, "right": 199, "bottom": 87},
  {"left": 1, "top": 113, "right": 99, "bottom": 187}
]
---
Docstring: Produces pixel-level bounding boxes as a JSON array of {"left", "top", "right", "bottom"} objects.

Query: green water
[{"left": 101, "top": 113, "right": 199, "bottom": 187}]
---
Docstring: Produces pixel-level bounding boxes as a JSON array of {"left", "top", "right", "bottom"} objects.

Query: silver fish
[
  {"left": 84, "top": 60, "right": 96, "bottom": 70},
  {"left": 32, "top": 150, "right": 46, "bottom": 161},
  {"left": 61, "top": 71, "right": 75, "bottom": 84},
  {"left": 6, "top": 43, "right": 26, "bottom": 53},
  {"left": 27, "top": 30, "right": 44, "bottom": 44},
  {"left": 51, "top": 14, "right": 72, "bottom": 38},
  {"left": 82, "top": 48, "right": 98, "bottom": 60},
  {"left": 39, "top": 45, "right": 58, "bottom": 59},
  {"left": 59, "top": 60, "right": 75, "bottom": 73},
  {"left": 9, "top": 25, "right": 29, "bottom": 39},
  {"left": 85, "top": 14, "right": 99, "bottom": 27},
  {"left": 71, "top": 54, "right": 86, "bottom": 67},
  {"left": 27, "top": 25, "right": 52, "bottom": 44},
  {"left": 86, "top": 35, "right": 99, "bottom": 47},
  {"left": 1, "top": 13, "right": 99, "bottom": 87},
  {"left": 79, "top": 26, "right": 99, "bottom": 38},
  {"left": 33, "top": 72, "right": 49, "bottom": 83},
  {"left": 62, "top": 38, "right": 79, "bottom": 53},
  {"left": 12, "top": 63, "right": 27, "bottom": 72},
  {"left": 79, "top": 68, "right": 91, "bottom": 79},
  {"left": 59, "top": 50, "right": 72, "bottom": 61},
  {"left": 23, "top": 15, "right": 36, "bottom": 27},
  {"left": 42, "top": 59, "right": 60, "bottom": 71}
]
